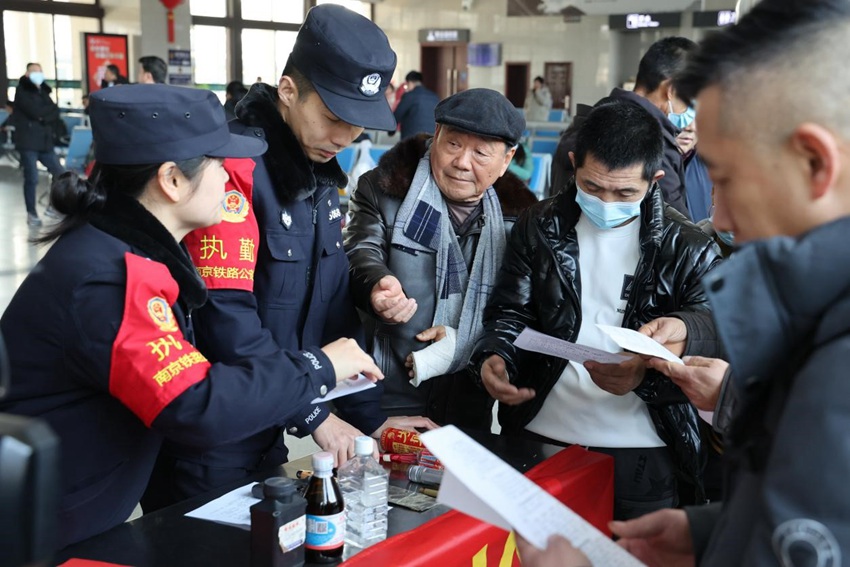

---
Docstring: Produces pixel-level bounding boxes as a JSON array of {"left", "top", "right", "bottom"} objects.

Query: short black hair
[
  {"left": 675, "top": 0, "right": 850, "bottom": 104},
  {"left": 225, "top": 80, "right": 248, "bottom": 99},
  {"left": 106, "top": 64, "right": 121, "bottom": 76},
  {"left": 534, "top": 76, "right": 545, "bottom": 84},
  {"left": 281, "top": 60, "right": 316, "bottom": 100},
  {"left": 634, "top": 36, "right": 697, "bottom": 94},
  {"left": 405, "top": 71, "right": 423, "bottom": 83},
  {"left": 574, "top": 101, "right": 662, "bottom": 182},
  {"left": 138, "top": 56, "right": 167, "bottom": 84},
  {"left": 25, "top": 62, "right": 40, "bottom": 71}
]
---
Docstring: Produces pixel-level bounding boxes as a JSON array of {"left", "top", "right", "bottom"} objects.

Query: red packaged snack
[{"left": 379, "top": 428, "right": 426, "bottom": 454}]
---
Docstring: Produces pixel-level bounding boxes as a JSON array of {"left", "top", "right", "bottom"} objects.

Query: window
[
  {"left": 315, "top": 0, "right": 372, "bottom": 19},
  {"left": 241, "top": 0, "right": 304, "bottom": 23},
  {"left": 190, "top": 0, "right": 226, "bottom": 18},
  {"left": 191, "top": 25, "right": 229, "bottom": 91},
  {"left": 241, "top": 29, "right": 298, "bottom": 86}
]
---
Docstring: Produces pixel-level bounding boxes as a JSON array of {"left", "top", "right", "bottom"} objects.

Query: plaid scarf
[{"left": 391, "top": 147, "right": 505, "bottom": 374}]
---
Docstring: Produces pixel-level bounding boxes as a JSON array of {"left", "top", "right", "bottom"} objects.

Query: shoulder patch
[
  {"left": 109, "top": 252, "right": 211, "bottom": 427},
  {"left": 772, "top": 518, "right": 841, "bottom": 567},
  {"left": 222, "top": 190, "right": 249, "bottom": 223},
  {"left": 184, "top": 158, "right": 259, "bottom": 292}
]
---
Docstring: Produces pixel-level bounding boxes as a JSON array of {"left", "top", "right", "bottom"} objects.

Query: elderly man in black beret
[{"left": 344, "top": 88, "right": 537, "bottom": 431}]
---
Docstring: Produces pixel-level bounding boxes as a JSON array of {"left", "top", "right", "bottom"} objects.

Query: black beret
[{"left": 434, "top": 88, "right": 525, "bottom": 146}]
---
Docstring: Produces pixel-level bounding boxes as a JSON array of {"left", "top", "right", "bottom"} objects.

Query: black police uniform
[
  {"left": 151, "top": 4, "right": 399, "bottom": 504},
  {"left": 0, "top": 85, "right": 338, "bottom": 547}
]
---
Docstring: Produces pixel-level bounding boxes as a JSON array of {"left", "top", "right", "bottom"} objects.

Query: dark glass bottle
[
  {"left": 304, "top": 452, "right": 345, "bottom": 563},
  {"left": 250, "top": 477, "right": 307, "bottom": 567}
]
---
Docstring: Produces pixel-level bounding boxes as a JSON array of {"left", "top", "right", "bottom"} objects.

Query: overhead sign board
[
  {"left": 418, "top": 29, "right": 471, "bottom": 43},
  {"left": 693, "top": 10, "right": 738, "bottom": 27},
  {"left": 609, "top": 12, "right": 681, "bottom": 30}
]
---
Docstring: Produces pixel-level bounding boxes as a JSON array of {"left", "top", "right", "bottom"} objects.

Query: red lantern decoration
[{"left": 159, "top": 0, "right": 184, "bottom": 44}]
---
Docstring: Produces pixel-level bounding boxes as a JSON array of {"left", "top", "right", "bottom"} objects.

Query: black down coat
[
  {"left": 12, "top": 74, "right": 61, "bottom": 152},
  {"left": 471, "top": 179, "right": 722, "bottom": 495}
]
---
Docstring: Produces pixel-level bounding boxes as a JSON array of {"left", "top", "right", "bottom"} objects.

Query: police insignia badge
[
  {"left": 147, "top": 297, "right": 179, "bottom": 332},
  {"left": 281, "top": 209, "right": 293, "bottom": 229},
  {"left": 359, "top": 73, "right": 382, "bottom": 96},
  {"left": 221, "top": 190, "right": 249, "bottom": 223}
]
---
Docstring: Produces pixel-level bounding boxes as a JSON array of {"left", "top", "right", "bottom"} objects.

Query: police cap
[{"left": 88, "top": 84, "right": 267, "bottom": 165}]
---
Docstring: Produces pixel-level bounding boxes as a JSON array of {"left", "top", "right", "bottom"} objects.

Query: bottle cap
[
  {"left": 312, "top": 451, "right": 335, "bottom": 473},
  {"left": 354, "top": 435, "right": 374, "bottom": 456},
  {"left": 262, "top": 476, "right": 296, "bottom": 499}
]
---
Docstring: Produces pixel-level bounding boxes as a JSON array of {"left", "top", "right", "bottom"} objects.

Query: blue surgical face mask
[
  {"left": 575, "top": 181, "right": 643, "bottom": 229},
  {"left": 716, "top": 228, "right": 735, "bottom": 246},
  {"left": 667, "top": 101, "right": 696, "bottom": 130},
  {"left": 28, "top": 71, "right": 45, "bottom": 87}
]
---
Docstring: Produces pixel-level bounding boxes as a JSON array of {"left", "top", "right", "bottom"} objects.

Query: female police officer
[{"left": 0, "top": 84, "right": 382, "bottom": 548}]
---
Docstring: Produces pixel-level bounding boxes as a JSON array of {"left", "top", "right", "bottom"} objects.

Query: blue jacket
[
  {"left": 0, "top": 194, "right": 335, "bottom": 547},
  {"left": 394, "top": 86, "right": 440, "bottom": 140},
  {"left": 166, "top": 84, "right": 384, "bottom": 487},
  {"left": 688, "top": 217, "right": 850, "bottom": 565}
]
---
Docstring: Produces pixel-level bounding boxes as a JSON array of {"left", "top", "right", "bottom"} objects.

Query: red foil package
[{"left": 380, "top": 428, "right": 426, "bottom": 454}]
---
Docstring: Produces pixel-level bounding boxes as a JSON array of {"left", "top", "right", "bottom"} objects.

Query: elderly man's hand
[
  {"left": 516, "top": 534, "right": 592, "bottom": 567},
  {"left": 480, "top": 355, "right": 535, "bottom": 405},
  {"left": 370, "top": 275, "right": 417, "bottom": 324},
  {"left": 646, "top": 356, "right": 728, "bottom": 411},
  {"left": 584, "top": 354, "right": 646, "bottom": 395},
  {"left": 639, "top": 317, "right": 688, "bottom": 358}
]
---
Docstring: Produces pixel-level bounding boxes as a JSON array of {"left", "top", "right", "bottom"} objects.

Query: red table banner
[{"left": 343, "top": 445, "right": 614, "bottom": 566}]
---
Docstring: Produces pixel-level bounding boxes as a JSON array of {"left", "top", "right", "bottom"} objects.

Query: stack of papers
[{"left": 421, "top": 426, "right": 646, "bottom": 566}]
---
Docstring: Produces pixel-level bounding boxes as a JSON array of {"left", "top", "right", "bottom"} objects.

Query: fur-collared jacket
[
  {"left": 159, "top": 82, "right": 383, "bottom": 496},
  {"left": 343, "top": 134, "right": 537, "bottom": 428},
  {"left": 12, "top": 74, "right": 61, "bottom": 151}
]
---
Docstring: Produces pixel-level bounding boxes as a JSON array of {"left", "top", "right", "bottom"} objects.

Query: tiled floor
[{"left": 0, "top": 158, "right": 52, "bottom": 313}]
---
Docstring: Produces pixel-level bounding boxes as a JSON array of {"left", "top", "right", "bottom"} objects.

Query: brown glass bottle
[{"left": 304, "top": 452, "right": 345, "bottom": 563}]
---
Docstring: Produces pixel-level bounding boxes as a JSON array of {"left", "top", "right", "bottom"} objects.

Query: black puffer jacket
[
  {"left": 471, "top": 179, "right": 722, "bottom": 493},
  {"left": 12, "top": 75, "right": 60, "bottom": 152}
]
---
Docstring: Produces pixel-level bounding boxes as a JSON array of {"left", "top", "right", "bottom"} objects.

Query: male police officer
[{"left": 142, "top": 5, "right": 435, "bottom": 508}]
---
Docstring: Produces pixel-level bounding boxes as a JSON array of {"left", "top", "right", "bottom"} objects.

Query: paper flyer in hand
[
  {"left": 513, "top": 327, "right": 631, "bottom": 364},
  {"left": 311, "top": 373, "right": 376, "bottom": 403}
]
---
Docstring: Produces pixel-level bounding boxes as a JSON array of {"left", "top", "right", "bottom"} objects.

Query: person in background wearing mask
[
  {"left": 138, "top": 55, "right": 167, "bottom": 85},
  {"left": 677, "top": 120, "right": 713, "bottom": 223},
  {"left": 550, "top": 37, "right": 697, "bottom": 216},
  {"left": 12, "top": 62, "right": 65, "bottom": 227},
  {"left": 471, "top": 100, "right": 722, "bottom": 521}
]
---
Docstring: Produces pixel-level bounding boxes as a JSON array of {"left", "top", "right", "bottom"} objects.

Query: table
[{"left": 56, "top": 430, "right": 564, "bottom": 567}]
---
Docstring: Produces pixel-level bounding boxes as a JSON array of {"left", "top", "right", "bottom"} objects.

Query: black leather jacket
[{"left": 471, "top": 180, "right": 722, "bottom": 493}]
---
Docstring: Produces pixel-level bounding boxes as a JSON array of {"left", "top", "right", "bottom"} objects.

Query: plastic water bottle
[{"left": 338, "top": 436, "right": 389, "bottom": 557}]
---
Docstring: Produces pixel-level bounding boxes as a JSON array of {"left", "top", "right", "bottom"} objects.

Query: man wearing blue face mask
[
  {"left": 472, "top": 100, "right": 723, "bottom": 521},
  {"left": 550, "top": 37, "right": 696, "bottom": 219},
  {"left": 12, "top": 62, "right": 65, "bottom": 227}
]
